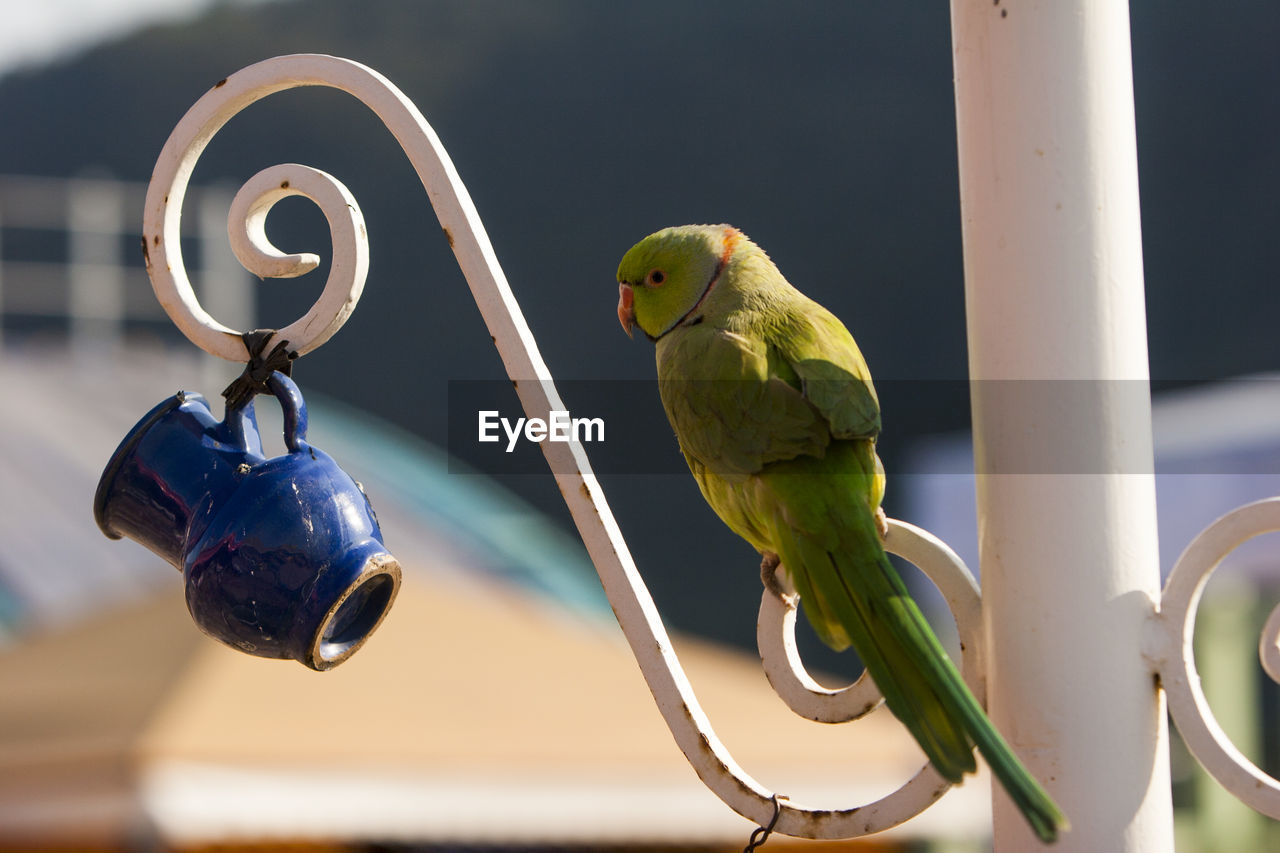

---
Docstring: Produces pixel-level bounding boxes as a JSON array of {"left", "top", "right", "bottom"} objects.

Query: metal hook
[
  {"left": 743, "top": 793, "right": 784, "bottom": 852},
  {"left": 141, "top": 53, "right": 990, "bottom": 840}
]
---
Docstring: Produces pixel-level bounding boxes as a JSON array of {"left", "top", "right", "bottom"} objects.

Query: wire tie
[{"left": 743, "top": 793, "right": 785, "bottom": 852}]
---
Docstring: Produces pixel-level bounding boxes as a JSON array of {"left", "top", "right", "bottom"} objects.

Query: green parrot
[{"left": 615, "top": 224, "right": 1067, "bottom": 844}]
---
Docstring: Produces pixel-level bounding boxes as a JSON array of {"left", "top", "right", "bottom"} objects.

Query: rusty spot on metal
[
  {"left": 153, "top": 234, "right": 160, "bottom": 245},
  {"left": 579, "top": 481, "right": 590, "bottom": 500},
  {"left": 280, "top": 180, "right": 290, "bottom": 189},
  {"left": 792, "top": 806, "right": 851, "bottom": 833},
  {"left": 214, "top": 78, "right": 227, "bottom": 88},
  {"left": 443, "top": 226, "right": 455, "bottom": 248},
  {"left": 140, "top": 237, "right": 150, "bottom": 269},
  {"left": 696, "top": 731, "right": 717, "bottom": 758}
]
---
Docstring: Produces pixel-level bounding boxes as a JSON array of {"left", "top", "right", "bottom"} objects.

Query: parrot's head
[{"left": 615, "top": 224, "right": 741, "bottom": 340}]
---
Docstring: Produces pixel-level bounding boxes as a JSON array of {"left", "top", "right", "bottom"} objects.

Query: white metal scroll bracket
[
  {"left": 1147, "top": 497, "right": 1280, "bottom": 818},
  {"left": 141, "top": 53, "right": 989, "bottom": 840}
]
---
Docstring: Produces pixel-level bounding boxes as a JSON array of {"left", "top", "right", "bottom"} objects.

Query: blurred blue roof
[
  {"left": 904, "top": 376, "right": 1280, "bottom": 583},
  {"left": 0, "top": 342, "right": 608, "bottom": 641},
  {"left": 303, "top": 393, "right": 610, "bottom": 615}
]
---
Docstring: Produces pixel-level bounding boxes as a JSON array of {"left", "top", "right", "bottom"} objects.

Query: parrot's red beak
[{"left": 617, "top": 283, "right": 635, "bottom": 338}]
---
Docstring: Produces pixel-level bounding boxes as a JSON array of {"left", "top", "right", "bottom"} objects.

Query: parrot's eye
[{"left": 647, "top": 269, "right": 666, "bottom": 287}]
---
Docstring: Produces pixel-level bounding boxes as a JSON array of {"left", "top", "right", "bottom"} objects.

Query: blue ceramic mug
[{"left": 94, "top": 371, "right": 400, "bottom": 670}]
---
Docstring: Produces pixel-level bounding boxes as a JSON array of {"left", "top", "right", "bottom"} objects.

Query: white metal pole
[
  {"left": 68, "top": 177, "right": 125, "bottom": 356},
  {"left": 199, "top": 185, "right": 254, "bottom": 389},
  {"left": 949, "top": 2, "right": 1174, "bottom": 850},
  {"left": 198, "top": 186, "right": 254, "bottom": 333}
]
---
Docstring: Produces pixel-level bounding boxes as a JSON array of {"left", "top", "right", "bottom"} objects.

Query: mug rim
[
  {"left": 305, "top": 551, "right": 402, "bottom": 670},
  {"left": 93, "top": 391, "right": 194, "bottom": 540}
]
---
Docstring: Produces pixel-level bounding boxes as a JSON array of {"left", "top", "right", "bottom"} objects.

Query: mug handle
[
  {"left": 220, "top": 393, "right": 262, "bottom": 455},
  {"left": 265, "top": 371, "right": 310, "bottom": 454}
]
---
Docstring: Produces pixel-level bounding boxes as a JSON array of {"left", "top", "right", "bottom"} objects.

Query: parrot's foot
[
  {"left": 760, "top": 552, "right": 796, "bottom": 603},
  {"left": 874, "top": 507, "right": 889, "bottom": 541}
]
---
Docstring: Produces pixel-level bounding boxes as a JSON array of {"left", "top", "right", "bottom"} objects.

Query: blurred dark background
[{"left": 1, "top": 0, "right": 1276, "bottom": 677}]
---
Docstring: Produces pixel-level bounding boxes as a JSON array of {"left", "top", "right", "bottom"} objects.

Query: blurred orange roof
[
  {"left": 0, "top": 344, "right": 990, "bottom": 848},
  {"left": 0, "top": 561, "right": 993, "bottom": 849}
]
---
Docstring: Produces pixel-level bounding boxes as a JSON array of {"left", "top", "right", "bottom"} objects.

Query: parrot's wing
[
  {"left": 771, "top": 302, "right": 881, "bottom": 440},
  {"left": 658, "top": 327, "right": 830, "bottom": 480}
]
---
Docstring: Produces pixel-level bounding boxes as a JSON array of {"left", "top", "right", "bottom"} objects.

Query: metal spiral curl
[
  {"left": 753, "top": 518, "right": 987, "bottom": 833},
  {"left": 223, "top": 163, "right": 369, "bottom": 356},
  {"left": 1152, "top": 496, "right": 1280, "bottom": 818},
  {"left": 145, "top": 111, "right": 373, "bottom": 359},
  {"left": 758, "top": 518, "right": 985, "bottom": 724},
  {"left": 140, "top": 53, "right": 990, "bottom": 840}
]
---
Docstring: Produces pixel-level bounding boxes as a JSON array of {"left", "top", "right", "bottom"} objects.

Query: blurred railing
[{"left": 0, "top": 174, "right": 250, "bottom": 353}]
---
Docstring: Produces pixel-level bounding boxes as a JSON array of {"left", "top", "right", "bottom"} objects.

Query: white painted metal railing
[
  {"left": 0, "top": 173, "right": 251, "bottom": 354},
  {"left": 130, "top": 36, "right": 1280, "bottom": 850},
  {"left": 141, "top": 51, "right": 990, "bottom": 840},
  {"left": 1150, "top": 498, "right": 1280, "bottom": 819}
]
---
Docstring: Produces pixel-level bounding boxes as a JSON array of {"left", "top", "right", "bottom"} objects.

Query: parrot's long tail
[{"left": 776, "top": 506, "right": 1069, "bottom": 844}]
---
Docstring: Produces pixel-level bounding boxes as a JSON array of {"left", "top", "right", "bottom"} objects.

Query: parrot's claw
[
  {"left": 760, "top": 552, "right": 796, "bottom": 603},
  {"left": 875, "top": 507, "right": 889, "bottom": 541}
]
